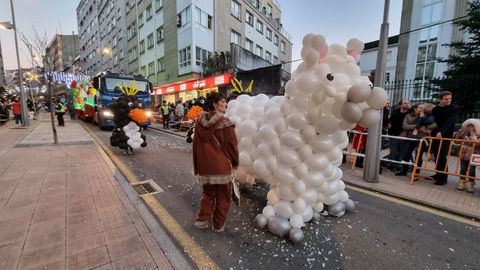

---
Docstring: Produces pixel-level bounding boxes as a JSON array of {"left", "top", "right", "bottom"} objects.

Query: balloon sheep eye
[
  {"left": 326, "top": 73, "right": 334, "bottom": 81},
  {"left": 128, "top": 102, "right": 133, "bottom": 107},
  {"left": 138, "top": 103, "right": 143, "bottom": 108}
]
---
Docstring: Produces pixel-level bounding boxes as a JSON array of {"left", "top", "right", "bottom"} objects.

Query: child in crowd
[
  {"left": 413, "top": 103, "right": 436, "bottom": 138},
  {"left": 454, "top": 118, "right": 480, "bottom": 193}
]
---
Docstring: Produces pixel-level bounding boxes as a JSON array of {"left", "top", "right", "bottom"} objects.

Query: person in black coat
[
  {"left": 430, "top": 91, "right": 459, "bottom": 185},
  {"left": 388, "top": 99, "right": 410, "bottom": 170}
]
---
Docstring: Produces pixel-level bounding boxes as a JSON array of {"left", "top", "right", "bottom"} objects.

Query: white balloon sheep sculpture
[{"left": 224, "top": 33, "right": 388, "bottom": 243}]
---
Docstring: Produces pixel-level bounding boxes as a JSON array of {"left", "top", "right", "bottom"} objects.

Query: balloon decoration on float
[
  {"left": 109, "top": 81, "right": 148, "bottom": 152},
  {"left": 224, "top": 34, "right": 387, "bottom": 243}
]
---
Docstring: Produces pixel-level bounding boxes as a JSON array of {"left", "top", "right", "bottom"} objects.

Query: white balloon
[
  {"left": 258, "top": 124, "right": 278, "bottom": 141},
  {"left": 358, "top": 108, "right": 381, "bottom": 128},
  {"left": 127, "top": 138, "right": 134, "bottom": 145},
  {"left": 293, "top": 163, "right": 309, "bottom": 179},
  {"left": 310, "top": 137, "right": 334, "bottom": 153},
  {"left": 275, "top": 167, "right": 297, "bottom": 184},
  {"left": 266, "top": 107, "right": 283, "bottom": 121},
  {"left": 257, "top": 143, "right": 272, "bottom": 159},
  {"left": 280, "top": 100, "right": 292, "bottom": 116},
  {"left": 298, "top": 144, "right": 313, "bottom": 162},
  {"left": 281, "top": 130, "right": 305, "bottom": 149},
  {"left": 303, "top": 49, "right": 320, "bottom": 67},
  {"left": 278, "top": 148, "right": 301, "bottom": 167},
  {"left": 267, "top": 156, "right": 280, "bottom": 172},
  {"left": 253, "top": 159, "right": 271, "bottom": 176},
  {"left": 346, "top": 38, "right": 365, "bottom": 54},
  {"left": 311, "top": 88, "right": 327, "bottom": 105},
  {"left": 326, "top": 147, "right": 342, "bottom": 162},
  {"left": 262, "top": 205, "right": 276, "bottom": 218},
  {"left": 131, "top": 142, "right": 141, "bottom": 149},
  {"left": 295, "top": 72, "right": 320, "bottom": 94},
  {"left": 230, "top": 115, "right": 242, "bottom": 125},
  {"left": 313, "top": 115, "right": 339, "bottom": 135},
  {"left": 269, "top": 138, "right": 282, "bottom": 154},
  {"left": 292, "top": 180, "right": 307, "bottom": 196},
  {"left": 302, "top": 33, "right": 316, "bottom": 46},
  {"left": 313, "top": 202, "right": 324, "bottom": 212},
  {"left": 236, "top": 104, "right": 254, "bottom": 117},
  {"left": 347, "top": 82, "right": 371, "bottom": 103},
  {"left": 290, "top": 214, "right": 305, "bottom": 228},
  {"left": 306, "top": 105, "right": 322, "bottom": 123},
  {"left": 277, "top": 184, "right": 297, "bottom": 201},
  {"left": 339, "top": 191, "right": 349, "bottom": 202},
  {"left": 273, "top": 119, "right": 288, "bottom": 134},
  {"left": 239, "top": 119, "right": 257, "bottom": 137},
  {"left": 267, "top": 189, "right": 280, "bottom": 205},
  {"left": 367, "top": 87, "right": 388, "bottom": 109},
  {"left": 323, "top": 194, "right": 339, "bottom": 205},
  {"left": 227, "top": 99, "right": 239, "bottom": 110},
  {"left": 341, "top": 102, "right": 363, "bottom": 123},
  {"left": 292, "top": 198, "right": 307, "bottom": 214},
  {"left": 301, "top": 190, "right": 319, "bottom": 205},
  {"left": 239, "top": 152, "right": 253, "bottom": 166},
  {"left": 322, "top": 164, "right": 336, "bottom": 178},
  {"left": 290, "top": 97, "right": 309, "bottom": 110},
  {"left": 303, "top": 171, "right": 325, "bottom": 188},
  {"left": 287, "top": 112, "right": 308, "bottom": 131},
  {"left": 339, "top": 120, "right": 357, "bottom": 131},
  {"left": 274, "top": 201, "right": 295, "bottom": 218},
  {"left": 301, "top": 207, "right": 314, "bottom": 222},
  {"left": 301, "top": 125, "right": 317, "bottom": 142},
  {"left": 236, "top": 94, "right": 251, "bottom": 104},
  {"left": 239, "top": 137, "right": 255, "bottom": 152}
]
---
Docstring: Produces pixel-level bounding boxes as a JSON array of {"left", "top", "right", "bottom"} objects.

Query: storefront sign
[{"left": 154, "top": 73, "right": 233, "bottom": 95}]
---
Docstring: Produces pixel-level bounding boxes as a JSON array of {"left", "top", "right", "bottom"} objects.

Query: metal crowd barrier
[{"left": 411, "top": 136, "right": 480, "bottom": 184}]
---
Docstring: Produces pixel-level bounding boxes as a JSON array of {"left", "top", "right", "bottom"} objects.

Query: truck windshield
[{"left": 103, "top": 78, "right": 150, "bottom": 95}]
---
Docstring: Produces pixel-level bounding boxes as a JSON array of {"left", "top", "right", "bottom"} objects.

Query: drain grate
[{"left": 131, "top": 179, "right": 163, "bottom": 196}]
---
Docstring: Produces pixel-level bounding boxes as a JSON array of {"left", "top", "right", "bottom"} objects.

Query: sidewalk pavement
[
  {"left": 150, "top": 119, "right": 480, "bottom": 220},
  {"left": 0, "top": 114, "right": 173, "bottom": 270}
]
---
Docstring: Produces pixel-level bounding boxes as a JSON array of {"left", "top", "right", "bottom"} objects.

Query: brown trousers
[{"left": 197, "top": 183, "right": 232, "bottom": 230}]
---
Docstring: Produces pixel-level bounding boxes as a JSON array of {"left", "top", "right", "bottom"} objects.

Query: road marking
[
  {"left": 82, "top": 123, "right": 221, "bottom": 270},
  {"left": 346, "top": 184, "right": 480, "bottom": 228}
]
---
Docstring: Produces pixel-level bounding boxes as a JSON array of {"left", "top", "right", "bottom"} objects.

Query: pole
[
  {"left": 364, "top": 0, "right": 390, "bottom": 183},
  {"left": 10, "top": 0, "right": 29, "bottom": 126},
  {"left": 47, "top": 74, "right": 58, "bottom": 144}
]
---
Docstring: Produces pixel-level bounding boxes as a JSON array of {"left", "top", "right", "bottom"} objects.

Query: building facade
[
  {"left": 77, "top": 0, "right": 101, "bottom": 75},
  {"left": 396, "top": 0, "right": 469, "bottom": 81},
  {"left": 0, "top": 40, "right": 6, "bottom": 93},
  {"left": 359, "top": 35, "right": 399, "bottom": 82},
  {"left": 45, "top": 34, "right": 80, "bottom": 73}
]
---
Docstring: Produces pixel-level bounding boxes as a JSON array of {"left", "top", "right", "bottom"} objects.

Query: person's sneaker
[
  {"left": 456, "top": 179, "right": 466, "bottom": 191},
  {"left": 466, "top": 181, "right": 474, "bottom": 193},
  {"left": 194, "top": 220, "right": 209, "bottom": 229},
  {"left": 212, "top": 224, "right": 225, "bottom": 232}
]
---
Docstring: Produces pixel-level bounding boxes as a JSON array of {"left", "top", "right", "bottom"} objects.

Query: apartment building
[
  {"left": 0, "top": 40, "right": 6, "bottom": 93},
  {"left": 45, "top": 34, "right": 80, "bottom": 73},
  {"left": 77, "top": 0, "right": 101, "bottom": 75}
]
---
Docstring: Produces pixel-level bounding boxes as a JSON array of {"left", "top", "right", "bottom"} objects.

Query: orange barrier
[{"left": 411, "top": 136, "right": 480, "bottom": 184}]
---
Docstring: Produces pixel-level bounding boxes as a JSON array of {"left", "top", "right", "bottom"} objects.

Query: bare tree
[{"left": 19, "top": 26, "right": 49, "bottom": 68}]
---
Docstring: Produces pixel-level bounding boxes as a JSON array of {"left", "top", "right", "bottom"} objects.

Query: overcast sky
[{"left": 0, "top": 0, "right": 402, "bottom": 71}]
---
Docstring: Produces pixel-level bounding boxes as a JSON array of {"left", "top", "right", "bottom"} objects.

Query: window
[
  {"left": 156, "top": 0, "right": 162, "bottom": 11},
  {"left": 245, "top": 38, "right": 253, "bottom": 51},
  {"left": 156, "top": 26, "right": 164, "bottom": 43},
  {"left": 148, "top": 61, "right": 155, "bottom": 76},
  {"left": 179, "top": 46, "right": 191, "bottom": 68},
  {"left": 113, "top": 36, "right": 117, "bottom": 47},
  {"left": 120, "top": 49, "right": 124, "bottom": 59},
  {"left": 265, "top": 51, "right": 272, "bottom": 62},
  {"left": 266, "top": 28, "right": 272, "bottom": 40},
  {"left": 147, "top": 33, "right": 154, "bottom": 48},
  {"left": 415, "top": 25, "right": 438, "bottom": 80},
  {"left": 132, "top": 46, "right": 137, "bottom": 60},
  {"left": 273, "top": 55, "right": 278, "bottom": 64},
  {"left": 140, "top": 65, "right": 146, "bottom": 76},
  {"left": 196, "top": 46, "right": 210, "bottom": 66},
  {"left": 146, "top": 4, "right": 152, "bottom": 20},
  {"left": 177, "top": 6, "right": 191, "bottom": 27},
  {"left": 138, "top": 12, "right": 144, "bottom": 27},
  {"left": 230, "top": 30, "right": 240, "bottom": 45},
  {"left": 231, "top": 0, "right": 241, "bottom": 19},
  {"left": 195, "top": 7, "right": 212, "bottom": 29},
  {"left": 157, "top": 58, "right": 165, "bottom": 73},
  {"left": 246, "top": 10, "right": 254, "bottom": 26},
  {"left": 139, "top": 40, "right": 145, "bottom": 54},
  {"left": 421, "top": 0, "right": 443, "bottom": 25},
  {"left": 256, "top": 45, "right": 263, "bottom": 57},
  {"left": 281, "top": 40, "right": 286, "bottom": 53},
  {"left": 256, "top": 20, "right": 263, "bottom": 34}
]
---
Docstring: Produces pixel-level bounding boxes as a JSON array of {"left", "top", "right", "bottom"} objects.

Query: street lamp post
[
  {"left": 0, "top": 0, "right": 30, "bottom": 126},
  {"left": 364, "top": 0, "right": 390, "bottom": 183}
]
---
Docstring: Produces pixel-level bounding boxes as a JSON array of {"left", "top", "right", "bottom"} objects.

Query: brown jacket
[
  {"left": 193, "top": 111, "right": 239, "bottom": 184},
  {"left": 455, "top": 130, "right": 480, "bottom": 160}
]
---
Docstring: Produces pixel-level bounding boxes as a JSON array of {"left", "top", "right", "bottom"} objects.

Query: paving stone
[{"left": 66, "top": 246, "right": 110, "bottom": 270}]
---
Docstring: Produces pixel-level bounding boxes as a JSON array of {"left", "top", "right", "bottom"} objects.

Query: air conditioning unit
[{"left": 177, "top": 14, "right": 182, "bottom": 27}]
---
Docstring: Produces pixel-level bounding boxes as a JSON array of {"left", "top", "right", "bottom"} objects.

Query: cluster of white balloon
[
  {"left": 224, "top": 34, "right": 388, "bottom": 243},
  {"left": 124, "top": 121, "right": 144, "bottom": 149}
]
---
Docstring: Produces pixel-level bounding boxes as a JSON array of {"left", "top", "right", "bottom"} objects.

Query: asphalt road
[{"left": 91, "top": 124, "right": 480, "bottom": 270}]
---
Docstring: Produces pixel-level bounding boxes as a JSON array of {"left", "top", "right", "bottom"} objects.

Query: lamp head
[{"left": 0, "top": 21, "right": 14, "bottom": 30}]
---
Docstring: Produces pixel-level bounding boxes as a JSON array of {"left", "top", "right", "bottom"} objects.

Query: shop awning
[{"left": 153, "top": 73, "right": 233, "bottom": 95}]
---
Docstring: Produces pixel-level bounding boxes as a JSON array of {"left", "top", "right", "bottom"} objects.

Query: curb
[{"left": 343, "top": 179, "right": 480, "bottom": 221}]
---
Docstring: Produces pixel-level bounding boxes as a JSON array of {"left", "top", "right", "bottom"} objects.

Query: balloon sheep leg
[{"left": 225, "top": 34, "right": 388, "bottom": 242}]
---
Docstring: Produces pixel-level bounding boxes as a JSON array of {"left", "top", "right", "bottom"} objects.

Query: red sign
[{"left": 153, "top": 73, "right": 233, "bottom": 95}]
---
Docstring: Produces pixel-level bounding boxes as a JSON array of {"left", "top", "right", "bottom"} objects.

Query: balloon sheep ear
[{"left": 346, "top": 38, "right": 364, "bottom": 62}]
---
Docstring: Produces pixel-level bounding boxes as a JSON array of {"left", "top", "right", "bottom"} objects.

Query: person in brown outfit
[
  {"left": 192, "top": 92, "right": 239, "bottom": 232},
  {"left": 454, "top": 119, "right": 480, "bottom": 193}
]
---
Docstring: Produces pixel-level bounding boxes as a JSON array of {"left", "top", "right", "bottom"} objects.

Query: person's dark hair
[
  {"left": 398, "top": 99, "right": 409, "bottom": 106},
  {"left": 438, "top": 91, "right": 452, "bottom": 100},
  {"left": 206, "top": 92, "right": 226, "bottom": 111}
]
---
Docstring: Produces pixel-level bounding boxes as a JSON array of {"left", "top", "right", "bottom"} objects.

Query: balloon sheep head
[{"left": 225, "top": 34, "right": 388, "bottom": 242}]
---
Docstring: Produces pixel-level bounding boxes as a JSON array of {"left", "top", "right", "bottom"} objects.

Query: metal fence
[{"left": 384, "top": 76, "right": 480, "bottom": 121}]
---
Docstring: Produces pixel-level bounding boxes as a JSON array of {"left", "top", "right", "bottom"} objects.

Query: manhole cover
[{"left": 131, "top": 179, "right": 163, "bottom": 196}]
